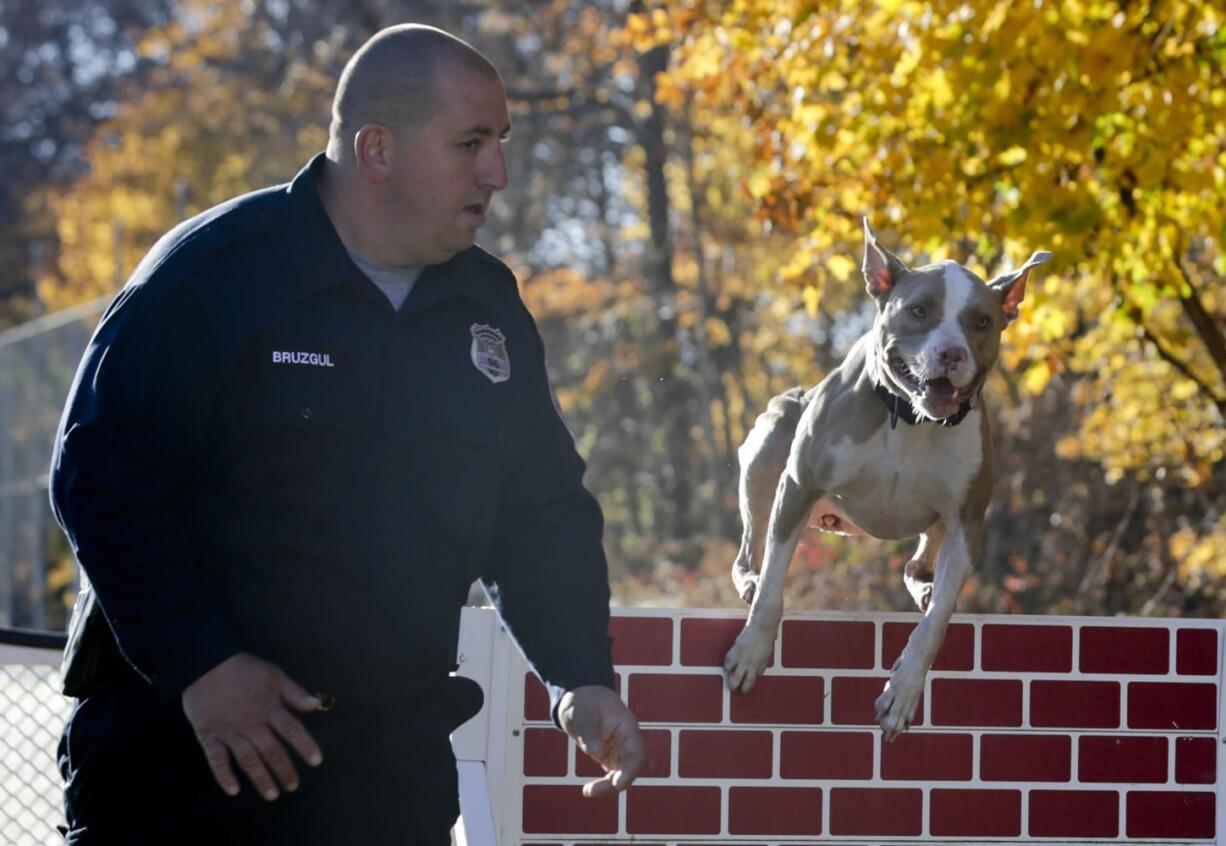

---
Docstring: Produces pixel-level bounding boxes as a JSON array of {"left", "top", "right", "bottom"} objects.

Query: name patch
[{"left": 272, "top": 351, "right": 335, "bottom": 367}]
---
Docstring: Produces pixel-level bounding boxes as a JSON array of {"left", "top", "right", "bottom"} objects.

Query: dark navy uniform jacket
[{"left": 49, "top": 154, "right": 615, "bottom": 722}]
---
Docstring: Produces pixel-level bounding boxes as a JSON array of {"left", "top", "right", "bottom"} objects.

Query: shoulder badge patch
[{"left": 470, "top": 323, "right": 510, "bottom": 383}]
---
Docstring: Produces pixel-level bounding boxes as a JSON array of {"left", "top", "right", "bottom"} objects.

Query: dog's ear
[
  {"left": 988, "top": 251, "right": 1051, "bottom": 323},
  {"left": 861, "top": 218, "right": 910, "bottom": 301}
]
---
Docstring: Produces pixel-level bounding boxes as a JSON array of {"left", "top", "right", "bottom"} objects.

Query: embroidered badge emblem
[{"left": 470, "top": 324, "right": 510, "bottom": 383}]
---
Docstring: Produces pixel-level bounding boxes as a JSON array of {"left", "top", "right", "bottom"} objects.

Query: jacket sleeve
[
  {"left": 483, "top": 311, "right": 615, "bottom": 722},
  {"left": 49, "top": 274, "right": 241, "bottom": 700}
]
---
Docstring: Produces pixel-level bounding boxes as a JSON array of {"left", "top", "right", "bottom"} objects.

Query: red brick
[
  {"left": 1079, "top": 736, "right": 1167, "bottom": 783},
  {"left": 829, "top": 787, "right": 922, "bottom": 836},
  {"left": 980, "top": 734, "right": 1070, "bottom": 782},
  {"left": 729, "top": 787, "right": 822, "bottom": 835},
  {"left": 1029, "top": 790, "right": 1119, "bottom": 837},
  {"left": 1177, "top": 736, "right": 1217, "bottom": 784},
  {"left": 626, "top": 786, "right": 721, "bottom": 835},
  {"left": 1178, "top": 628, "right": 1219, "bottom": 676},
  {"left": 781, "top": 620, "right": 875, "bottom": 669},
  {"left": 523, "top": 728, "right": 568, "bottom": 776},
  {"left": 1030, "top": 680, "right": 1120, "bottom": 728},
  {"left": 730, "top": 675, "right": 823, "bottom": 724},
  {"left": 522, "top": 785, "right": 618, "bottom": 834},
  {"left": 981, "top": 623, "right": 1072, "bottom": 672},
  {"left": 831, "top": 676, "right": 923, "bottom": 726},
  {"left": 678, "top": 729, "right": 772, "bottom": 778},
  {"left": 781, "top": 731, "right": 874, "bottom": 780},
  {"left": 577, "top": 728, "right": 671, "bottom": 778},
  {"left": 930, "top": 789, "right": 1021, "bottom": 837},
  {"left": 881, "top": 622, "right": 974, "bottom": 671},
  {"left": 881, "top": 732, "right": 972, "bottom": 781},
  {"left": 1128, "top": 682, "right": 1217, "bottom": 730},
  {"left": 524, "top": 673, "right": 551, "bottom": 721},
  {"left": 930, "top": 678, "right": 1022, "bottom": 727},
  {"left": 610, "top": 616, "right": 673, "bottom": 666},
  {"left": 1081, "top": 626, "right": 1169, "bottom": 674},
  {"left": 681, "top": 617, "right": 773, "bottom": 667},
  {"left": 628, "top": 673, "right": 723, "bottom": 723},
  {"left": 1127, "top": 791, "right": 1216, "bottom": 839}
]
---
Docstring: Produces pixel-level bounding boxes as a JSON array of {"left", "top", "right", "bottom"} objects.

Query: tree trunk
[{"left": 637, "top": 39, "right": 694, "bottom": 539}]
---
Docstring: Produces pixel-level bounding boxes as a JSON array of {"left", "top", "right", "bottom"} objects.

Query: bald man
[{"left": 51, "top": 24, "right": 642, "bottom": 845}]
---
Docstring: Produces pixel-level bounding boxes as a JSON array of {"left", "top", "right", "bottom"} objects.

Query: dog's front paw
[
  {"left": 874, "top": 659, "right": 923, "bottom": 741},
  {"left": 724, "top": 624, "right": 774, "bottom": 692},
  {"left": 731, "top": 565, "right": 759, "bottom": 605},
  {"left": 903, "top": 559, "right": 933, "bottom": 612}
]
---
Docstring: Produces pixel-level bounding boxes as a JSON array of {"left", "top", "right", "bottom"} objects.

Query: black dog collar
[{"left": 873, "top": 381, "right": 974, "bottom": 430}]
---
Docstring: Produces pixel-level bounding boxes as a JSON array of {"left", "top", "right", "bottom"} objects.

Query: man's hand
[
  {"left": 557, "top": 685, "right": 644, "bottom": 798},
  {"left": 181, "top": 652, "right": 324, "bottom": 801}
]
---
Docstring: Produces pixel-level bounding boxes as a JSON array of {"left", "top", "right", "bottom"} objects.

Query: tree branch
[
  {"left": 1122, "top": 303, "right": 1226, "bottom": 416},
  {"left": 1172, "top": 246, "right": 1226, "bottom": 393}
]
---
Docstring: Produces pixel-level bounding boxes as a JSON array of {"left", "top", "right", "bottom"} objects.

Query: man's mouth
[
  {"left": 888, "top": 356, "right": 976, "bottom": 415},
  {"left": 462, "top": 203, "right": 487, "bottom": 221}
]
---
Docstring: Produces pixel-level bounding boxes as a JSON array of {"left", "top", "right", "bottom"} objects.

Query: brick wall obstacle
[{"left": 452, "top": 607, "right": 1224, "bottom": 845}]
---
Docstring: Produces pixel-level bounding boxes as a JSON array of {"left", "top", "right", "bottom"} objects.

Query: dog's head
[{"left": 860, "top": 218, "right": 1050, "bottom": 421}]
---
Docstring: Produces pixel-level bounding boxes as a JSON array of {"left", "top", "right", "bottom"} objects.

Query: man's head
[
  {"left": 861, "top": 218, "right": 1050, "bottom": 421},
  {"left": 323, "top": 24, "right": 511, "bottom": 266}
]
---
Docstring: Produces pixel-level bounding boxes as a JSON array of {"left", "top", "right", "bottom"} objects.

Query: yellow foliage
[
  {"left": 649, "top": 0, "right": 1226, "bottom": 587},
  {"left": 35, "top": 1, "right": 333, "bottom": 311}
]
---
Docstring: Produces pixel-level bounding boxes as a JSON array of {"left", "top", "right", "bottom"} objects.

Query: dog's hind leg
[
  {"left": 731, "top": 387, "right": 809, "bottom": 604},
  {"left": 903, "top": 521, "right": 944, "bottom": 612}
]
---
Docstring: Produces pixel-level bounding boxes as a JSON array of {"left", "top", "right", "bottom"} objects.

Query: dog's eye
[
  {"left": 975, "top": 315, "right": 992, "bottom": 330},
  {"left": 909, "top": 305, "right": 926, "bottom": 319}
]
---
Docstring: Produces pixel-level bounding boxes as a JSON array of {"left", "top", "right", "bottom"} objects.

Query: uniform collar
[{"left": 285, "top": 153, "right": 498, "bottom": 311}]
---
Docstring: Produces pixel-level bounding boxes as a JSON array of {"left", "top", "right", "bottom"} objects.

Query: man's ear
[
  {"left": 861, "top": 217, "right": 910, "bottom": 301},
  {"left": 353, "top": 123, "right": 395, "bottom": 183},
  {"left": 988, "top": 251, "right": 1052, "bottom": 324}
]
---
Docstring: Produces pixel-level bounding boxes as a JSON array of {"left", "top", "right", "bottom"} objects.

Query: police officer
[{"left": 51, "top": 24, "right": 643, "bottom": 844}]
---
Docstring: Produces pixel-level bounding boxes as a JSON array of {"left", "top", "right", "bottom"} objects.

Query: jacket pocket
[{"left": 245, "top": 368, "right": 364, "bottom": 431}]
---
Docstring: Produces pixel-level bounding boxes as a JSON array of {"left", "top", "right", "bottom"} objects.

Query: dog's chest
[{"left": 824, "top": 412, "right": 984, "bottom": 538}]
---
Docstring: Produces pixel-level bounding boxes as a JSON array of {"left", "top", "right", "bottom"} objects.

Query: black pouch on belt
[{"left": 439, "top": 674, "right": 485, "bottom": 733}]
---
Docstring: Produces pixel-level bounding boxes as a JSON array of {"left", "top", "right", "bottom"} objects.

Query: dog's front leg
[
  {"left": 725, "top": 471, "right": 817, "bottom": 692},
  {"left": 875, "top": 514, "right": 980, "bottom": 740}
]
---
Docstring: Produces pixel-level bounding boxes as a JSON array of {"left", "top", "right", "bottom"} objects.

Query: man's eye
[
  {"left": 909, "top": 305, "right": 926, "bottom": 319},
  {"left": 459, "top": 139, "right": 480, "bottom": 151}
]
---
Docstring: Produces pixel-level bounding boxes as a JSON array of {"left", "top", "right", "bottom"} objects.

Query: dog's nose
[{"left": 938, "top": 345, "right": 968, "bottom": 368}]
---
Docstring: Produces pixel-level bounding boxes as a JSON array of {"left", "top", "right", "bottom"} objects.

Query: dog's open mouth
[{"left": 888, "top": 357, "right": 975, "bottom": 416}]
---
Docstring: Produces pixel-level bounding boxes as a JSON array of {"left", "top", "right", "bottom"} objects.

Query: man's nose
[{"left": 478, "top": 144, "right": 508, "bottom": 191}]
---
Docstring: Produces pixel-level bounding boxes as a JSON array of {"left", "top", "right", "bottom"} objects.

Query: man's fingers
[
  {"left": 250, "top": 726, "right": 300, "bottom": 793},
  {"left": 581, "top": 771, "right": 617, "bottom": 799},
  {"left": 279, "top": 675, "right": 322, "bottom": 713},
  {"left": 610, "top": 719, "right": 645, "bottom": 787},
  {"left": 269, "top": 706, "right": 323, "bottom": 767},
  {"left": 199, "top": 735, "right": 240, "bottom": 797},
  {"left": 226, "top": 733, "right": 280, "bottom": 801}
]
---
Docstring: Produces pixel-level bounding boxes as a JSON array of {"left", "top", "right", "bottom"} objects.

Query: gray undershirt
[{"left": 346, "top": 248, "right": 423, "bottom": 311}]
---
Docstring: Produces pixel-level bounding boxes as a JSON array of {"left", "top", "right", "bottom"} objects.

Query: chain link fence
[
  {"left": 0, "top": 297, "right": 107, "bottom": 630},
  {"left": 0, "top": 631, "right": 69, "bottom": 845},
  {"left": 1, "top": 300, "right": 106, "bottom": 842}
]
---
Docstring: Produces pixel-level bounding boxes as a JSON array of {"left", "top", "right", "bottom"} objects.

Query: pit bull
[{"left": 724, "top": 219, "right": 1050, "bottom": 739}]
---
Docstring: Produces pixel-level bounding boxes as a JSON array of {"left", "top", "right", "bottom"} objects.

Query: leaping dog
[{"left": 725, "top": 219, "right": 1050, "bottom": 739}]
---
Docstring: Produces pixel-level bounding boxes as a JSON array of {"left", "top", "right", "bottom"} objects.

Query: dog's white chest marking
[{"left": 824, "top": 414, "right": 983, "bottom": 537}]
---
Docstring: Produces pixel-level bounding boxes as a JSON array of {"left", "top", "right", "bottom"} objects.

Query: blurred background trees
[{"left": 1, "top": 0, "right": 1222, "bottom": 629}]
